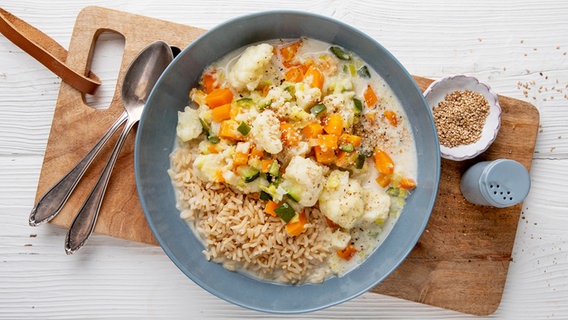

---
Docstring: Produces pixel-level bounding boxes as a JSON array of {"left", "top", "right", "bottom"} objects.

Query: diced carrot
[
  {"left": 279, "top": 41, "right": 302, "bottom": 62},
  {"left": 233, "top": 151, "right": 249, "bottom": 166},
  {"left": 261, "top": 159, "right": 274, "bottom": 173},
  {"left": 211, "top": 103, "right": 231, "bottom": 122},
  {"left": 323, "top": 114, "right": 344, "bottom": 136},
  {"left": 261, "top": 85, "right": 270, "bottom": 97},
  {"left": 202, "top": 72, "right": 218, "bottom": 93},
  {"left": 249, "top": 148, "right": 265, "bottom": 160},
  {"left": 376, "top": 173, "right": 392, "bottom": 188},
  {"left": 285, "top": 211, "right": 307, "bottom": 236},
  {"left": 337, "top": 243, "right": 358, "bottom": 261},
  {"left": 399, "top": 177, "right": 417, "bottom": 190},
  {"left": 284, "top": 65, "right": 306, "bottom": 82},
  {"left": 205, "top": 88, "right": 233, "bottom": 108},
  {"left": 338, "top": 133, "right": 362, "bottom": 147},
  {"left": 304, "top": 65, "right": 324, "bottom": 91},
  {"left": 335, "top": 150, "right": 357, "bottom": 168},
  {"left": 208, "top": 144, "right": 221, "bottom": 153},
  {"left": 280, "top": 122, "right": 301, "bottom": 146},
  {"left": 383, "top": 109, "right": 398, "bottom": 126},
  {"left": 265, "top": 200, "right": 279, "bottom": 217},
  {"left": 373, "top": 148, "right": 394, "bottom": 175},
  {"left": 314, "top": 146, "right": 335, "bottom": 164},
  {"left": 218, "top": 120, "right": 243, "bottom": 141},
  {"left": 364, "top": 85, "right": 379, "bottom": 107},
  {"left": 302, "top": 122, "right": 323, "bottom": 139},
  {"left": 317, "top": 134, "right": 338, "bottom": 150}
]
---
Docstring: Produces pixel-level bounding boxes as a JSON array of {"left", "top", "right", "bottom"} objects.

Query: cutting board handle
[{"left": 0, "top": 7, "right": 101, "bottom": 94}]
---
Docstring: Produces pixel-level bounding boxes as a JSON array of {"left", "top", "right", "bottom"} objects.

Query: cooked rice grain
[{"left": 169, "top": 143, "right": 333, "bottom": 284}]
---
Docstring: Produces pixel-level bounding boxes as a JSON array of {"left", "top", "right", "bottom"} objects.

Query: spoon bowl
[{"left": 64, "top": 41, "right": 174, "bottom": 254}]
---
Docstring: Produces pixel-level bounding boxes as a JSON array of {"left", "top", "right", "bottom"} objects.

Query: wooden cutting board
[{"left": 34, "top": 6, "right": 540, "bottom": 316}]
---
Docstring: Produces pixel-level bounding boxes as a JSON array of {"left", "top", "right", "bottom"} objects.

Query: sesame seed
[{"left": 432, "top": 90, "right": 490, "bottom": 148}]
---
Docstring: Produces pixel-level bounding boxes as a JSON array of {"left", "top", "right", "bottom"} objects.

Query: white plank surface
[{"left": 1, "top": 0, "right": 567, "bottom": 318}]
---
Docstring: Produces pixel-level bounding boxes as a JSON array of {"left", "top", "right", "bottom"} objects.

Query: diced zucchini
[
  {"left": 237, "top": 166, "right": 260, "bottom": 183},
  {"left": 284, "top": 183, "right": 303, "bottom": 202},
  {"left": 237, "top": 98, "right": 254, "bottom": 108},
  {"left": 357, "top": 65, "right": 371, "bottom": 78},
  {"left": 274, "top": 202, "right": 296, "bottom": 223},
  {"left": 330, "top": 46, "right": 352, "bottom": 61},
  {"left": 259, "top": 190, "right": 272, "bottom": 201},
  {"left": 199, "top": 118, "right": 212, "bottom": 136},
  {"left": 237, "top": 121, "right": 251, "bottom": 136},
  {"left": 353, "top": 98, "right": 363, "bottom": 115},
  {"left": 339, "top": 143, "right": 354, "bottom": 152},
  {"left": 355, "top": 153, "right": 365, "bottom": 169},
  {"left": 207, "top": 135, "right": 220, "bottom": 144},
  {"left": 310, "top": 103, "right": 327, "bottom": 117},
  {"left": 266, "top": 160, "right": 281, "bottom": 183}
]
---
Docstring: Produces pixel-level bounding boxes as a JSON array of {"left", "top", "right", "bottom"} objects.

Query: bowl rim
[{"left": 135, "top": 9, "right": 440, "bottom": 314}]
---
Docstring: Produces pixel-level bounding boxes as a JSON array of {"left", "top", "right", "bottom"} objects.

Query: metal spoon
[{"left": 64, "top": 41, "right": 173, "bottom": 254}]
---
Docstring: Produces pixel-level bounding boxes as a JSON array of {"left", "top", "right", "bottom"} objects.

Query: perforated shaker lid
[{"left": 479, "top": 159, "right": 531, "bottom": 208}]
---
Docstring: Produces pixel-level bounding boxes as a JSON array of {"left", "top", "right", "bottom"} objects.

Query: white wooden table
[{"left": 1, "top": 1, "right": 567, "bottom": 318}]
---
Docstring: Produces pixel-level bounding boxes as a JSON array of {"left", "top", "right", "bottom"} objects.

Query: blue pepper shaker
[{"left": 460, "top": 159, "right": 531, "bottom": 208}]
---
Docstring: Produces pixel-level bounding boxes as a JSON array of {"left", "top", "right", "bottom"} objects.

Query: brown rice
[{"left": 169, "top": 142, "right": 334, "bottom": 284}]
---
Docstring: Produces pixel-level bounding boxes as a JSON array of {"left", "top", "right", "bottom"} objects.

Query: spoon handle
[
  {"left": 64, "top": 118, "right": 137, "bottom": 254},
  {"left": 29, "top": 111, "right": 128, "bottom": 226}
]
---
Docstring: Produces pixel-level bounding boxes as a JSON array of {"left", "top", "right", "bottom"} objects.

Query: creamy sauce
[{"left": 173, "top": 38, "right": 417, "bottom": 282}]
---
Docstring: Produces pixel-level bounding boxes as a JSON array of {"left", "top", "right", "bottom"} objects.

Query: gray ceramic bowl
[{"left": 135, "top": 11, "right": 440, "bottom": 313}]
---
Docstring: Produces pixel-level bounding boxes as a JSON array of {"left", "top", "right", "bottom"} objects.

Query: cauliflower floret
[
  {"left": 192, "top": 153, "right": 228, "bottom": 182},
  {"left": 280, "top": 156, "right": 325, "bottom": 207},
  {"left": 330, "top": 229, "right": 352, "bottom": 250},
  {"left": 362, "top": 188, "right": 391, "bottom": 223},
  {"left": 228, "top": 43, "right": 274, "bottom": 91},
  {"left": 322, "top": 93, "right": 356, "bottom": 128},
  {"left": 250, "top": 110, "right": 282, "bottom": 154},
  {"left": 294, "top": 82, "right": 321, "bottom": 110},
  {"left": 265, "top": 86, "right": 293, "bottom": 110},
  {"left": 318, "top": 170, "right": 364, "bottom": 229},
  {"left": 176, "top": 106, "right": 202, "bottom": 142}
]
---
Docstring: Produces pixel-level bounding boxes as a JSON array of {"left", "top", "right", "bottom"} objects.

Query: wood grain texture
[
  {"left": 370, "top": 76, "right": 539, "bottom": 315},
  {"left": 1, "top": 0, "right": 568, "bottom": 319}
]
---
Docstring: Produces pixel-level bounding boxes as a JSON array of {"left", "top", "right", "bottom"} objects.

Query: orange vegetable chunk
[
  {"left": 323, "top": 114, "right": 344, "bottom": 136},
  {"left": 304, "top": 65, "right": 324, "bottom": 91},
  {"left": 302, "top": 122, "right": 323, "bottom": 139},
  {"left": 399, "top": 177, "right": 417, "bottom": 190},
  {"left": 337, "top": 244, "right": 358, "bottom": 261},
  {"left": 218, "top": 120, "right": 243, "bottom": 141},
  {"left": 205, "top": 88, "right": 233, "bottom": 108},
  {"left": 373, "top": 148, "right": 394, "bottom": 175},
  {"left": 202, "top": 72, "right": 218, "bottom": 93},
  {"left": 284, "top": 65, "right": 306, "bottom": 82},
  {"left": 279, "top": 41, "right": 302, "bottom": 62},
  {"left": 211, "top": 103, "right": 231, "bottom": 122},
  {"left": 364, "top": 84, "right": 379, "bottom": 107},
  {"left": 338, "top": 133, "right": 362, "bottom": 147},
  {"left": 314, "top": 146, "right": 335, "bottom": 164},
  {"left": 285, "top": 211, "right": 307, "bottom": 236},
  {"left": 280, "top": 122, "right": 301, "bottom": 146},
  {"left": 264, "top": 200, "right": 279, "bottom": 217},
  {"left": 317, "top": 134, "right": 338, "bottom": 150},
  {"left": 376, "top": 173, "right": 392, "bottom": 188},
  {"left": 383, "top": 109, "right": 398, "bottom": 126}
]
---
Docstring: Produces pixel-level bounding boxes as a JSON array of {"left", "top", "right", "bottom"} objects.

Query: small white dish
[{"left": 423, "top": 75, "right": 501, "bottom": 161}]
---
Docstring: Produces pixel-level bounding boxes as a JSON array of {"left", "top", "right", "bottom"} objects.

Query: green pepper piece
[
  {"left": 330, "top": 46, "right": 352, "bottom": 61},
  {"left": 357, "top": 65, "right": 371, "bottom": 78},
  {"left": 310, "top": 103, "right": 327, "bottom": 117},
  {"left": 339, "top": 143, "right": 354, "bottom": 152},
  {"left": 274, "top": 202, "right": 296, "bottom": 223},
  {"left": 207, "top": 135, "right": 220, "bottom": 144},
  {"left": 259, "top": 191, "right": 273, "bottom": 201},
  {"left": 237, "top": 121, "right": 251, "bottom": 136},
  {"left": 353, "top": 98, "right": 363, "bottom": 115},
  {"left": 237, "top": 98, "right": 254, "bottom": 108},
  {"left": 355, "top": 153, "right": 366, "bottom": 169}
]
